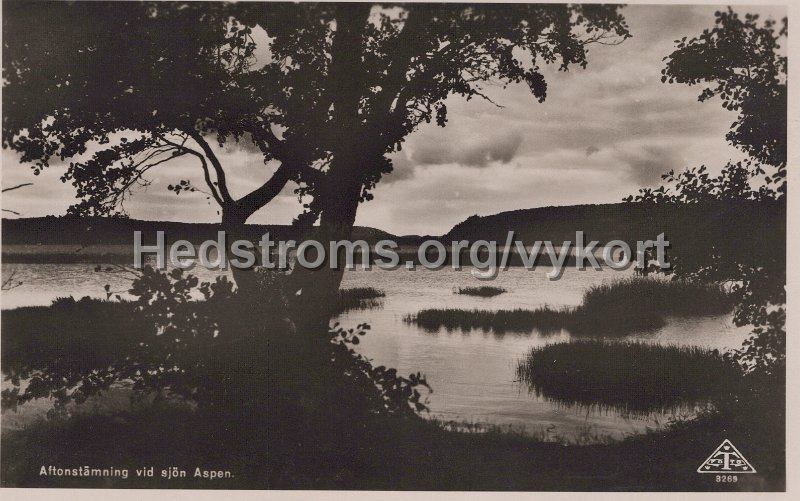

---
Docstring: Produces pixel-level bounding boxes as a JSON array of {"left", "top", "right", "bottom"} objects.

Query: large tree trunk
[
  {"left": 289, "top": 155, "right": 364, "bottom": 333},
  {"left": 221, "top": 206, "right": 261, "bottom": 298},
  {"left": 287, "top": 3, "right": 371, "bottom": 333}
]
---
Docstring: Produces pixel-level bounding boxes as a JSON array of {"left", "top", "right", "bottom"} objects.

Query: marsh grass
[
  {"left": 406, "top": 307, "right": 571, "bottom": 334},
  {"left": 578, "top": 277, "right": 731, "bottom": 318},
  {"left": 334, "top": 287, "right": 386, "bottom": 314},
  {"left": 516, "top": 340, "right": 740, "bottom": 414},
  {"left": 405, "top": 278, "right": 733, "bottom": 336},
  {"left": 454, "top": 286, "right": 507, "bottom": 297}
]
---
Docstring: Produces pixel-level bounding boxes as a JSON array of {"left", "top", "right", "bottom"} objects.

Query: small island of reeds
[
  {"left": 405, "top": 278, "right": 733, "bottom": 336},
  {"left": 515, "top": 340, "right": 740, "bottom": 414},
  {"left": 335, "top": 287, "right": 386, "bottom": 314},
  {"left": 453, "top": 286, "right": 507, "bottom": 297}
]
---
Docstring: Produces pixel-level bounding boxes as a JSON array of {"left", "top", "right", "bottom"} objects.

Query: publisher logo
[{"left": 697, "top": 439, "right": 756, "bottom": 474}]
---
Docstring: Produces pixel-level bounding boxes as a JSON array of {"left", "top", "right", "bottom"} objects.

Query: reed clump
[
  {"left": 515, "top": 340, "right": 740, "bottom": 414},
  {"left": 453, "top": 286, "right": 507, "bottom": 297},
  {"left": 335, "top": 287, "right": 386, "bottom": 314},
  {"left": 404, "top": 278, "right": 732, "bottom": 336}
]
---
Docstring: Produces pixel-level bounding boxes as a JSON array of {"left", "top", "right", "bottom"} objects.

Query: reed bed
[
  {"left": 453, "top": 286, "right": 507, "bottom": 297},
  {"left": 334, "top": 287, "right": 386, "bottom": 314},
  {"left": 515, "top": 340, "right": 740, "bottom": 414},
  {"left": 405, "top": 278, "right": 732, "bottom": 336},
  {"left": 405, "top": 307, "right": 571, "bottom": 334}
]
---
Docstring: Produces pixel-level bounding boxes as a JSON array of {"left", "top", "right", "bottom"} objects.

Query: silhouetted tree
[
  {"left": 627, "top": 8, "right": 787, "bottom": 374},
  {"left": 239, "top": 3, "right": 630, "bottom": 324},
  {"left": 3, "top": 1, "right": 630, "bottom": 324},
  {"left": 662, "top": 8, "right": 786, "bottom": 176}
]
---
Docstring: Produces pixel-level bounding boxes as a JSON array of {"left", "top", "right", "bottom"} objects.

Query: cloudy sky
[{"left": 1, "top": 3, "right": 787, "bottom": 236}]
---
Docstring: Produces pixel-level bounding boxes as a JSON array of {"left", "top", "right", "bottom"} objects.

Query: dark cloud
[
  {"left": 585, "top": 145, "right": 600, "bottom": 156},
  {"left": 412, "top": 131, "right": 523, "bottom": 168},
  {"left": 381, "top": 153, "right": 416, "bottom": 184},
  {"left": 617, "top": 145, "right": 686, "bottom": 186}
]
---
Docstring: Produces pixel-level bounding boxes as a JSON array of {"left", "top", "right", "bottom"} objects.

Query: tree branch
[
  {"left": 158, "top": 135, "right": 226, "bottom": 207},
  {"left": 370, "top": 9, "right": 424, "bottom": 121},
  {"left": 234, "top": 161, "right": 296, "bottom": 220},
  {"left": 2, "top": 182, "right": 33, "bottom": 193},
  {"left": 188, "top": 131, "right": 234, "bottom": 204}
]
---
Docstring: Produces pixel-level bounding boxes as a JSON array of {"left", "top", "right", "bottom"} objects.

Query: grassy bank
[
  {"left": 516, "top": 340, "right": 740, "bottom": 414},
  {"left": 405, "top": 277, "right": 732, "bottom": 336},
  {"left": 0, "top": 289, "right": 385, "bottom": 375}
]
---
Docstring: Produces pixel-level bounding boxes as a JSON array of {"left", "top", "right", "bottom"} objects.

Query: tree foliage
[
  {"left": 661, "top": 8, "right": 786, "bottom": 184},
  {"left": 3, "top": 1, "right": 268, "bottom": 216},
  {"left": 3, "top": 1, "right": 630, "bottom": 226},
  {"left": 628, "top": 8, "right": 787, "bottom": 375},
  {"left": 2, "top": 267, "right": 431, "bottom": 419}
]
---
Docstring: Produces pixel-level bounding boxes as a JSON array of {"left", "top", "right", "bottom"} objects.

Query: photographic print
[{"left": 0, "top": 0, "right": 790, "bottom": 494}]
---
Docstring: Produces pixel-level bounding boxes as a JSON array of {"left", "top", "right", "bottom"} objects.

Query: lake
[{"left": 1, "top": 263, "right": 750, "bottom": 441}]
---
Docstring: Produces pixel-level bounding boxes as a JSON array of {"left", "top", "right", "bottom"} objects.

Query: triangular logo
[{"left": 697, "top": 439, "right": 756, "bottom": 473}]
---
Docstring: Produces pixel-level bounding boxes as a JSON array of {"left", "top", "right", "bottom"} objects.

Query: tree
[
  {"left": 627, "top": 8, "right": 787, "bottom": 374},
  {"left": 237, "top": 3, "right": 631, "bottom": 325},
  {"left": 3, "top": 1, "right": 630, "bottom": 324},
  {"left": 3, "top": 1, "right": 287, "bottom": 291},
  {"left": 661, "top": 7, "right": 786, "bottom": 189}
]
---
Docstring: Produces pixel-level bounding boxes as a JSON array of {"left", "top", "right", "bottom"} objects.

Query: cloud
[
  {"left": 354, "top": 161, "right": 635, "bottom": 236},
  {"left": 411, "top": 130, "right": 523, "bottom": 168},
  {"left": 380, "top": 153, "right": 416, "bottom": 184},
  {"left": 616, "top": 144, "right": 686, "bottom": 186},
  {"left": 585, "top": 145, "right": 600, "bottom": 156}
]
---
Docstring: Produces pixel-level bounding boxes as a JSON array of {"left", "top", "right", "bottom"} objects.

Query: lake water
[{"left": 1, "top": 263, "right": 750, "bottom": 441}]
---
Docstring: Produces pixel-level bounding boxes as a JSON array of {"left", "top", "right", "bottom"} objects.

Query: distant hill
[
  {"left": 444, "top": 201, "right": 786, "bottom": 247},
  {"left": 0, "top": 216, "right": 397, "bottom": 246},
  {"left": 1, "top": 200, "right": 786, "bottom": 266}
]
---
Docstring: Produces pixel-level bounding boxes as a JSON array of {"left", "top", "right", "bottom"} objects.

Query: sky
[{"left": 0, "top": 4, "right": 787, "bottom": 236}]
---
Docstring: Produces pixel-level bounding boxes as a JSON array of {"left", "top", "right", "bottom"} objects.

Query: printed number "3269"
[{"left": 716, "top": 475, "right": 738, "bottom": 483}]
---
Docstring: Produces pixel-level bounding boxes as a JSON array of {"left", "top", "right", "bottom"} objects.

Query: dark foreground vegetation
[
  {"left": 0, "top": 285, "right": 784, "bottom": 490},
  {"left": 1, "top": 371, "right": 785, "bottom": 490},
  {"left": 516, "top": 341, "right": 740, "bottom": 414},
  {"left": 406, "top": 278, "right": 732, "bottom": 336},
  {"left": 454, "top": 286, "right": 507, "bottom": 297}
]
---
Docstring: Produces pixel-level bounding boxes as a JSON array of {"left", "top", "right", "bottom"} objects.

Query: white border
[{"left": 0, "top": 0, "right": 796, "bottom": 499}]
